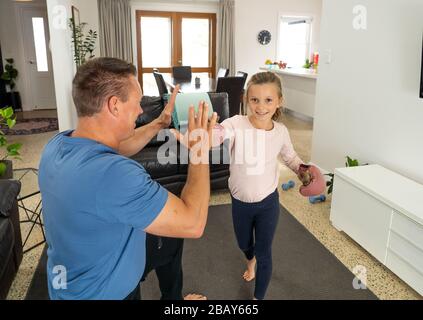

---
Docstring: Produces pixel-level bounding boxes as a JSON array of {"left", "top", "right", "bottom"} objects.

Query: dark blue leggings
[{"left": 231, "top": 189, "right": 280, "bottom": 300}]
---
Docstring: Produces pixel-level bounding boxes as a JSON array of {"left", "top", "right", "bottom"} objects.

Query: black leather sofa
[
  {"left": 0, "top": 180, "right": 23, "bottom": 300},
  {"left": 131, "top": 92, "right": 230, "bottom": 195}
]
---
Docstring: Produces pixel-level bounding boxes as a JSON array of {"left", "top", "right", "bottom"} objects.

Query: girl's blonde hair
[{"left": 245, "top": 71, "right": 283, "bottom": 121}]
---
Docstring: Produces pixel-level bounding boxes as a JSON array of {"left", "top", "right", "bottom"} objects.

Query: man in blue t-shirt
[{"left": 38, "top": 57, "right": 218, "bottom": 299}]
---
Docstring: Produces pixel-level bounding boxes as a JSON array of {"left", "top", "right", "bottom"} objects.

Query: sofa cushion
[
  {"left": 0, "top": 219, "right": 14, "bottom": 279},
  {"left": 208, "top": 92, "right": 230, "bottom": 121},
  {"left": 131, "top": 144, "right": 179, "bottom": 179},
  {"left": 136, "top": 96, "right": 164, "bottom": 128},
  {"left": 0, "top": 180, "right": 21, "bottom": 217}
]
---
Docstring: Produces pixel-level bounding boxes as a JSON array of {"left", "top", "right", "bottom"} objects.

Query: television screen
[{"left": 421, "top": 35, "right": 423, "bottom": 98}]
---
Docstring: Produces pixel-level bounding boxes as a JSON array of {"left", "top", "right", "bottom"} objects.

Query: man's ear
[{"left": 107, "top": 96, "right": 120, "bottom": 117}]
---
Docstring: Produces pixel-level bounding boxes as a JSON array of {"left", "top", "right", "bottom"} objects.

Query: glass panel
[
  {"left": 192, "top": 72, "right": 209, "bottom": 79},
  {"left": 142, "top": 73, "right": 172, "bottom": 96},
  {"left": 278, "top": 18, "right": 311, "bottom": 68},
  {"left": 182, "top": 18, "right": 209, "bottom": 67},
  {"left": 141, "top": 17, "right": 171, "bottom": 68},
  {"left": 32, "top": 17, "right": 48, "bottom": 72},
  {"left": 142, "top": 73, "right": 159, "bottom": 96}
]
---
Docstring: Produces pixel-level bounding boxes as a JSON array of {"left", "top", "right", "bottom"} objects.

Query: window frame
[
  {"left": 276, "top": 13, "right": 314, "bottom": 68},
  {"left": 135, "top": 10, "right": 216, "bottom": 90}
]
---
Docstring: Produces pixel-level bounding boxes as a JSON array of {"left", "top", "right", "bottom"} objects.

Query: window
[
  {"left": 136, "top": 11, "right": 216, "bottom": 94},
  {"left": 277, "top": 16, "right": 312, "bottom": 68},
  {"left": 182, "top": 18, "right": 210, "bottom": 67},
  {"left": 140, "top": 17, "right": 172, "bottom": 68},
  {"left": 32, "top": 17, "right": 48, "bottom": 72}
]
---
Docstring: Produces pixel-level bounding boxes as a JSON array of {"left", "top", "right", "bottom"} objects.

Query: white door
[{"left": 21, "top": 6, "right": 56, "bottom": 110}]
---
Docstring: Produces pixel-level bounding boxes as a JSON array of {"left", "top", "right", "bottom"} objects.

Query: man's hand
[
  {"left": 156, "top": 85, "right": 180, "bottom": 129},
  {"left": 170, "top": 101, "right": 217, "bottom": 163}
]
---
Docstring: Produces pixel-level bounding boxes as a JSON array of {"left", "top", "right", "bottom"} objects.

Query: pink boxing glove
[{"left": 297, "top": 164, "right": 326, "bottom": 197}]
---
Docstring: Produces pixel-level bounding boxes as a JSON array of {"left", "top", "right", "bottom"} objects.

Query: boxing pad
[
  {"left": 170, "top": 92, "right": 214, "bottom": 133},
  {"left": 298, "top": 164, "right": 326, "bottom": 197}
]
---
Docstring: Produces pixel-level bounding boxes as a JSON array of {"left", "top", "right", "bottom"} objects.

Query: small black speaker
[{"left": 420, "top": 34, "right": 423, "bottom": 99}]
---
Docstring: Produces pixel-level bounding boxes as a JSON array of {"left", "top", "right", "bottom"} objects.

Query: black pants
[
  {"left": 231, "top": 189, "right": 280, "bottom": 300},
  {"left": 124, "top": 282, "right": 141, "bottom": 300},
  {"left": 141, "top": 234, "right": 184, "bottom": 300}
]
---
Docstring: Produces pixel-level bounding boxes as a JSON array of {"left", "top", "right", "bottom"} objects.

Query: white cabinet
[{"left": 330, "top": 165, "right": 423, "bottom": 296}]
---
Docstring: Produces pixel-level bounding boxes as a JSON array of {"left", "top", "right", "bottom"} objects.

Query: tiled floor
[{"left": 5, "top": 111, "right": 422, "bottom": 300}]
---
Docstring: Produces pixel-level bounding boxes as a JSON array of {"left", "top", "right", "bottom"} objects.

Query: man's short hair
[{"left": 72, "top": 57, "right": 137, "bottom": 117}]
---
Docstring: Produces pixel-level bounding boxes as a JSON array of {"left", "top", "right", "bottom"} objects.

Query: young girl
[{"left": 220, "top": 71, "right": 324, "bottom": 300}]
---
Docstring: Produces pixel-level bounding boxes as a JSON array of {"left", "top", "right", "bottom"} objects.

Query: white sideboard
[{"left": 330, "top": 164, "right": 423, "bottom": 295}]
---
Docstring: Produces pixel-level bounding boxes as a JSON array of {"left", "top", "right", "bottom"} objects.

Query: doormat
[{"left": 1, "top": 118, "right": 58, "bottom": 135}]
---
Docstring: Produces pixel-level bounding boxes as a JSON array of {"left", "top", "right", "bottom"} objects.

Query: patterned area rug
[{"left": 1, "top": 118, "right": 58, "bottom": 135}]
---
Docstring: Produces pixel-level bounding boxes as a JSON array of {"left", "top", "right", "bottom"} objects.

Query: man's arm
[
  {"left": 118, "top": 119, "right": 163, "bottom": 157},
  {"left": 145, "top": 102, "right": 217, "bottom": 238},
  {"left": 118, "top": 86, "right": 179, "bottom": 157}
]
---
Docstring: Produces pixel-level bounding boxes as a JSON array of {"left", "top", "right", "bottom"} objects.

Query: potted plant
[
  {"left": 69, "top": 18, "right": 98, "bottom": 68},
  {"left": 1, "top": 59, "right": 22, "bottom": 111},
  {"left": 0, "top": 106, "right": 22, "bottom": 179},
  {"left": 326, "top": 156, "right": 365, "bottom": 194}
]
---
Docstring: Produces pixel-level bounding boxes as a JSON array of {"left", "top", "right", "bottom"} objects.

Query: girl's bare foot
[
  {"left": 184, "top": 293, "right": 207, "bottom": 300},
  {"left": 243, "top": 257, "right": 256, "bottom": 282}
]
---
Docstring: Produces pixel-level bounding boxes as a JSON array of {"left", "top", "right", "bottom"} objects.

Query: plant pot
[
  {"left": 0, "top": 160, "right": 13, "bottom": 179},
  {"left": 6, "top": 92, "right": 22, "bottom": 112}
]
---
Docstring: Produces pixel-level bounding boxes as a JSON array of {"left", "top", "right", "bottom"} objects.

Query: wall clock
[{"left": 258, "top": 30, "right": 271, "bottom": 45}]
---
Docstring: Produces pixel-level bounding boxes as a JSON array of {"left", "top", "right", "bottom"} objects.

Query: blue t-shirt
[{"left": 38, "top": 130, "right": 168, "bottom": 300}]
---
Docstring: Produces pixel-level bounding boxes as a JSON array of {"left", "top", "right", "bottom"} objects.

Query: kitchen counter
[
  {"left": 260, "top": 67, "right": 318, "bottom": 119},
  {"left": 259, "top": 66, "right": 318, "bottom": 79}
]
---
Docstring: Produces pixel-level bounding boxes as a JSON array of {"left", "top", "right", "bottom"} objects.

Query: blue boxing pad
[{"left": 168, "top": 92, "right": 214, "bottom": 134}]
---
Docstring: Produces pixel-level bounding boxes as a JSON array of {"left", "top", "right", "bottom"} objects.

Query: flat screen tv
[{"left": 421, "top": 35, "right": 423, "bottom": 98}]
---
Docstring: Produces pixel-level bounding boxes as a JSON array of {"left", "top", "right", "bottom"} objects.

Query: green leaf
[
  {"left": 0, "top": 162, "right": 6, "bottom": 176},
  {"left": 7, "top": 143, "right": 22, "bottom": 153},
  {"left": 7, "top": 118, "right": 16, "bottom": 128},
  {"left": 2, "top": 107, "right": 14, "bottom": 119},
  {"left": 8, "top": 151, "right": 20, "bottom": 157},
  {"left": 0, "top": 136, "right": 6, "bottom": 147},
  {"left": 346, "top": 156, "right": 359, "bottom": 167}
]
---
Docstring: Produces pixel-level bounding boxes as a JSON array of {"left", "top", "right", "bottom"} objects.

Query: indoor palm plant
[
  {"left": 69, "top": 18, "right": 98, "bottom": 68},
  {"left": 0, "top": 106, "right": 22, "bottom": 179}
]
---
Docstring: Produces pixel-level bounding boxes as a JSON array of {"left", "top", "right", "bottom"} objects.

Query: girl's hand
[
  {"left": 170, "top": 102, "right": 218, "bottom": 161},
  {"left": 211, "top": 123, "right": 225, "bottom": 148},
  {"left": 297, "top": 164, "right": 326, "bottom": 197}
]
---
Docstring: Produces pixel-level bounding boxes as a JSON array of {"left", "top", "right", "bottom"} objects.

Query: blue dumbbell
[
  {"left": 309, "top": 195, "right": 326, "bottom": 204},
  {"left": 282, "top": 180, "right": 295, "bottom": 191}
]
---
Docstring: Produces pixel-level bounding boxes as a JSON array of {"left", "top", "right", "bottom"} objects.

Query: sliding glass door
[{"left": 136, "top": 11, "right": 216, "bottom": 94}]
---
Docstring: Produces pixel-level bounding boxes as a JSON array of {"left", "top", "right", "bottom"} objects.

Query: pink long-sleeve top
[{"left": 221, "top": 115, "right": 304, "bottom": 203}]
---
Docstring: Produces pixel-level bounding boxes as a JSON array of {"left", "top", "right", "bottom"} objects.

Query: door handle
[{"left": 29, "top": 60, "right": 36, "bottom": 65}]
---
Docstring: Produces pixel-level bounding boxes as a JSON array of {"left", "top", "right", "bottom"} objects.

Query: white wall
[
  {"left": 235, "top": 0, "right": 322, "bottom": 78},
  {"left": 311, "top": 0, "right": 423, "bottom": 184},
  {"left": 47, "top": 0, "right": 99, "bottom": 131}
]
